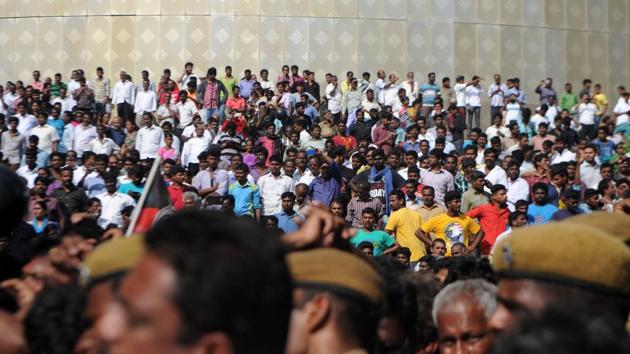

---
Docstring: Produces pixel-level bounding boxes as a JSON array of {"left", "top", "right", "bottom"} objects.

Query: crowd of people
[{"left": 0, "top": 63, "right": 629, "bottom": 353}]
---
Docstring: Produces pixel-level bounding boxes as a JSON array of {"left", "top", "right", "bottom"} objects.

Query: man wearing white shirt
[
  {"left": 112, "top": 70, "right": 135, "bottom": 123},
  {"left": 453, "top": 75, "right": 467, "bottom": 114},
  {"left": 97, "top": 172, "right": 136, "bottom": 227},
  {"left": 400, "top": 71, "right": 419, "bottom": 105},
  {"left": 579, "top": 145, "right": 602, "bottom": 190},
  {"left": 3, "top": 83, "right": 19, "bottom": 113},
  {"left": 325, "top": 75, "right": 342, "bottom": 119},
  {"left": 133, "top": 80, "right": 157, "bottom": 127},
  {"left": 74, "top": 112, "right": 98, "bottom": 157},
  {"left": 375, "top": 69, "right": 386, "bottom": 104},
  {"left": 51, "top": 87, "right": 77, "bottom": 113},
  {"left": 485, "top": 115, "right": 511, "bottom": 141},
  {"left": 549, "top": 138, "right": 576, "bottom": 165},
  {"left": 14, "top": 103, "right": 37, "bottom": 139},
  {"left": 505, "top": 161, "right": 529, "bottom": 210},
  {"left": 177, "top": 62, "right": 198, "bottom": 89},
  {"left": 257, "top": 154, "right": 295, "bottom": 216},
  {"left": 381, "top": 74, "right": 400, "bottom": 108},
  {"left": 181, "top": 124, "right": 210, "bottom": 175},
  {"left": 465, "top": 76, "right": 482, "bottom": 129},
  {"left": 31, "top": 112, "right": 59, "bottom": 154},
  {"left": 135, "top": 113, "right": 163, "bottom": 160},
  {"left": 17, "top": 150, "right": 39, "bottom": 188},
  {"left": 575, "top": 94, "right": 598, "bottom": 141},
  {"left": 175, "top": 90, "right": 199, "bottom": 130},
  {"left": 88, "top": 125, "right": 120, "bottom": 155},
  {"left": 487, "top": 74, "right": 507, "bottom": 124},
  {"left": 530, "top": 105, "right": 549, "bottom": 132},
  {"left": 479, "top": 148, "right": 508, "bottom": 190},
  {"left": 613, "top": 91, "right": 630, "bottom": 133}
]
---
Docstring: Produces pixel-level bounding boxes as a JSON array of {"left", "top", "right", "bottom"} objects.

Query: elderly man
[{"left": 433, "top": 279, "right": 497, "bottom": 354}]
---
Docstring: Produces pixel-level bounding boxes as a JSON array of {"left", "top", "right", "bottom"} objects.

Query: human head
[
  {"left": 431, "top": 239, "right": 447, "bottom": 258},
  {"left": 451, "top": 243, "right": 466, "bottom": 257},
  {"left": 532, "top": 182, "right": 548, "bottom": 205},
  {"left": 444, "top": 191, "right": 462, "bottom": 214}
]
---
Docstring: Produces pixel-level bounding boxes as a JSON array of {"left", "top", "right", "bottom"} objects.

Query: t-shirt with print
[
  {"left": 352, "top": 169, "right": 405, "bottom": 206},
  {"left": 420, "top": 213, "right": 480, "bottom": 255},
  {"left": 350, "top": 229, "right": 395, "bottom": 256}
]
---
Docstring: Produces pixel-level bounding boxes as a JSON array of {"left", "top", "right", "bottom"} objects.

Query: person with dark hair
[
  {"left": 350, "top": 207, "right": 399, "bottom": 256},
  {"left": 96, "top": 171, "right": 135, "bottom": 228},
  {"left": 417, "top": 191, "right": 483, "bottom": 256},
  {"left": 461, "top": 171, "right": 490, "bottom": 213},
  {"left": 466, "top": 184, "right": 510, "bottom": 255},
  {"left": 275, "top": 192, "right": 302, "bottom": 234},
  {"left": 430, "top": 238, "right": 446, "bottom": 258},
  {"left": 286, "top": 248, "right": 383, "bottom": 354},
  {"left": 385, "top": 189, "right": 426, "bottom": 262},
  {"left": 420, "top": 149, "right": 454, "bottom": 206},
  {"left": 196, "top": 67, "right": 229, "bottom": 124},
  {"left": 52, "top": 167, "right": 88, "bottom": 217},
  {"left": 112, "top": 70, "right": 135, "bottom": 123},
  {"left": 580, "top": 144, "right": 602, "bottom": 190},
  {"left": 451, "top": 242, "right": 467, "bottom": 257},
  {"left": 528, "top": 182, "right": 558, "bottom": 224},
  {"left": 82, "top": 153, "right": 109, "bottom": 198},
  {"left": 24, "top": 284, "right": 86, "bottom": 354},
  {"left": 118, "top": 164, "right": 145, "bottom": 200},
  {"left": 257, "top": 154, "right": 295, "bottom": 216},
  {"left": 103, "top": 210, "right": 292, "bottom": 354},
  {"left": 550, "top": 189, "right": 583, "bottom": 221},
  {"left": 579, "top": 188, "right": 603, "bottom": 213},
  {"left": 352, "top": 148, "right": 405, "bottom": 214},
  {"left": 228, "top": 163, "right": 261, "bottom": 221}
]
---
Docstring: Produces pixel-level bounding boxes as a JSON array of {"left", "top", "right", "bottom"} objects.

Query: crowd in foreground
[{"left": 0, "top": 63, "right": 629, "bottom": 353}]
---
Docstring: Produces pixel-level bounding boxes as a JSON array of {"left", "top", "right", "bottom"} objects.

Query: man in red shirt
[
  {"left": 466, "top": 184, "right": 509, "bottom": 255},
  {"left": 167, "top": 166, "right": 190, "bottom": 210}
]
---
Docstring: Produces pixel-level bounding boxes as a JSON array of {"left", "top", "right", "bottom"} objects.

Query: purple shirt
[
  {"left": 309, "top": 177, "right": 340, "bottom": 206},
  {"left": 238, "top": 79, "right": 256, "bottom": 99}
]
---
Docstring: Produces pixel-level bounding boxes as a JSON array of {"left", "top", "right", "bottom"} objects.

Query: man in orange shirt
[{"left": 466, "top": 184, "right": 510, "bottom": 255}]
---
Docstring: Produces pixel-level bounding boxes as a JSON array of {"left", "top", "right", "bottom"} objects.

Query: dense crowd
[{"left": 0, "top": 63, "right": 629, "bottom": 353}]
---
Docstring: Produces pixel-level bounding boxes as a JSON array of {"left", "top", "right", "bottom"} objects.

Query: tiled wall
[{"left": 0, "top": 0, "right": 629, "bottom": 107}]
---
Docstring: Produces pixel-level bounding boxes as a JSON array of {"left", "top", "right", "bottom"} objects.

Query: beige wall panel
[
  {"left": 522, "top": 0, "right": 544, "bottom": 27},
  {"left": 211, "top": 0, "right": 235, "bottom": 15},
  {"left": 14, "top": 18, "right": 39, "bottom": 82},
  {"left": 382, "top": 0, "right": 406, "bottom": 20},
  {"left": 235, "top": 0, "right": 260, "bottom": 15},
  {"left": 335, "top": 0, "right": 358, "bottom": 18},
  {"left": 586, "top": 32, "right": 609, "bottom": 91},
  {"left": 358, "top": 19, "right": 382, "bottom": 74},
  {"left": 476, "top": 25, "right": 500, "bottom": 85},
  {"left": 544, "top": 29, "right": 566, "bottom": 88},
  {"left": 13, "top": 0, "right": 37, "bottom": 17},
  {"left": 62, "top": 17, "right": 87, "bottom": 78},
  {"left": 608, "top": 0, "right": 627, "bottom": 33},
  {"left": 210, "top": 16, "right": 235, "bottom": 71},
  {"left": 0, "top": 19, "right": 15, "bottom": 81},
  {"left": 260, "top": 0, "right": 286, "bottom": 16},
  {"left": 500, "top": 26, "right": 522, "bottom": 78},
  {"left": 111, "top": 0, "right": 137, "bottom": 15},
  {"left": 332, "top": 19, "right": 358, "bottom": 77},
  {"left": 380, "top": 20, "right": 406, "bottom": 76},
  {"left": 234, "top": 16, "right": 260, "bottom": 74},
  {"left": 187, "top": 0, "right": 211, "bottom": 15},
  {"left": 185, "top": 16, "right": 211, "bottom": 74},
  {"left": 161, "top": 0, "right": 184, "bottom": 15},
  {"left": 608, "top": 33, "right": 629, "bottom": 95},
  {"left": 545, "top": 0, "right": 565, "bottom": 28},
  {"left": 285, "top": 0, "right": 310, "bottom": 17},
  {"left": 453, "top": 23, "right": 476, "bottom": 77},
  {"left": 38, "top": 0, "right": 63, "bottom": 17},
  {"left": 565, "top": 30, "right": 587, "bottom": 85},
  {"left": 406, "top": 0, "right": 432, "bottom": 21},
  {"left": 454, "top": 0, "right": 475, "bottom": 22},
  {"left": 566, "top": 0, "right": 586, "bottom": 30},
  {"left": 308, "top": 18, "right": 333, "bottom": 79},
  {"left": 521, "top": 27, "right": 545, "bottom": 97},
  {"left": 586, "top": 0, "right": 606, "bottom": 31},
  {"left": 358, "top": 0, "right": 381, "bottom": 19},
  {"left": 111, "top": 16, "right": 136, "bottom": 75},
  {"left": 259, "top": 17, "right": 285, "bottom": 79},
  {"left": 87, "top": 0, "right": 112, "bottom": 16},
  {"left": 63, "top": 0, "right": 88, "bottom": 16},
  {"left": 431, "top": 21, "right": 454, "bottom": 80},
  {"left": 134, "top": 16, "right": 161, "bottom": 79},
  {"left": 432, "top": 0, "right": 453, "bottom": 22},
  {"left": 86, "top": 17, "right": 113, "bottom": 80},
  {"left": 285, "top": 17, "right": 310, "bottom": 72},
  {"left": 477, "top": 0, "right": 500, "bottom": 23},
  {"left": 0, "top": 0, "right": 15, "bottom": 18},
  {"left": 159, "top": 16, "right": 186, "bottom": 76},
  {"left": 406, "top": 20, "right": 431, "bottom": 73},
  {"left": 310, "top": 0, "right": 334, "bottom": 17},
  {"left": 38, "top": 17, "right": 64, "bottom": 79},
  {"left": 500, "top": 0, "right": 522, "bottom": 25}
]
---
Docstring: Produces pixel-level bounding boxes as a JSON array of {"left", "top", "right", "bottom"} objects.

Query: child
[{"left": 158, "top": 133, "right": 178, "bottom": 161}]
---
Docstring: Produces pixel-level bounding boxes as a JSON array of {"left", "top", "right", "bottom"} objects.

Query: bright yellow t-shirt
[
  {"left": 385, "top": 207, "right": 425, "bottom": 261},
  {"left": 593, "top": 93, "right": 608, "bottom": 115},
  {"left": 420, "top": 213, "right": 481, "bottom": 255}
]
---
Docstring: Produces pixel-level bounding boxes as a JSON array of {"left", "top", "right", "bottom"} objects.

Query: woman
[
  {"left": 522, "top": 153, "right": 551, "bottom": 187},
  {"left": 123, "top": 120, "right": 138, "bottom": 152},
  {"left": 29, "top": 201, "right": 59, "bottom": 237}
]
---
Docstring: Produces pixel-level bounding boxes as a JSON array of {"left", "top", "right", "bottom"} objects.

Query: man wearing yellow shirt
[
  {"left": 385, "top": 190, "right": 425, "bottom": 261},
  {"left": 593, "top": 83, "right": 608, "bottom": 127},
  {"left": 416, "top": 190, "right": 483, "bottom": 256}
]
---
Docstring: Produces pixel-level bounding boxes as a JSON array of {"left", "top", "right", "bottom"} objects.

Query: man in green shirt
[
  {"left": 221, "top": 65, "right": 238, "bottom": 98},
  {"left": 560, "top": 82, "right": 578, "bottom": 111},
  {"left": 461, "top": 171, "right": 490, "bottom": 213},
  {"left": 350, "top": 207, "right": 399, "bottom": 256}
]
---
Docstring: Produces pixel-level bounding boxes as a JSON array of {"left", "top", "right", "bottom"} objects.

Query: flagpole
[{"left": 126, "top": 156, "right": 162, "bottom": 236}]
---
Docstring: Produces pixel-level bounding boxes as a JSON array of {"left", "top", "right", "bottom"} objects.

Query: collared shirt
[
  {"left": 51, "top": 96, "right": 77, "bottom": 112},
  {"left": 257, "top": 173, "right": 295, "bottom": 216},
  {"left": 325, "top": 83, "right": 341, "bottom": 114},
  {"left": 192, "top": 168, "right": 229, "bottom": 196},
  {"left": 59, "top": 123, "right": 74, "bottom": 153},
  {"left": 73, "top": 87, "right": 95, "bottom": 109},
  {"left": 341, "top": 89, "right": 362, "bottom": 114},
  {"left": 1, "top": 131, "right": 24, "bottom": 164},
  {"left": 467, "top": 203, "right": 510, "bottom": 255},
  {"left": 134, "top": 90, "right": 157, "bottom": 114},
  {"left": 465, "top": 85, "right": 482, "bottom": 107},
  {"left": 31, "top": 124, "right": 59, "bottom": 153},
  {"left": 482, "top": 165, "right": 508, "bottom": 189},
  {"left": 417, "top": 203, "right": 446, "bottom": 224},
  {"left": 550, "top": 149, "right": 576, "bottom": 164},
  {"left": 52, "top": 185, "right": 88, "bottom": 215},
  {"left": 275, "top": 211, "right": 303, "bottom": 233},
  {"left": 487, "top": 83, "right": 508, "bottom": 107},
  {"left": 228, "top": 181, "right": 261, "bottom": 217},
  {"left": 506, "top": 177, "right": 529, "bottom": 209},
  {"left": 74, "top": 124, "right": 98, "bottom": 156},
  {"left": 17, "top": 165, "right": 38, "bottom": 188},
  {"left": 135, "top": 125, "right": 164, "bottom": 159},
  {"left": 420, "top": 168, "right": 454, "bottom": 206},
  {"left": 84, "top": 174, "right": 106, "bottom": 198},
  {"left": 238, "top": 79, "right": 255, "bottom": 99},
  {"left": 93, "top": 77, "right": 111, "bottom": 102},
  {"left": 345, "top": 196, "right": 384, "bottom": 228},
  {"left": 204, "top": 81, "right": 218, "bottom": 109},
  {"left": 112, "top": 80, "right": 135, "bottom": 105},
  {"left": 419, "top": 82, "right": 440, "bottom": 106},
  {"left": 15, "top": 113, "right": 37, "bottom": 138},
  {"left": 309, "top": 177, "right": 339, "bottom": 207},
  {"left": 88, "top": 137, "right": 120, "bottom": 155},
  {"left": 580, "top": 161, "right": 602, "bottom": 189},
  {"left": 176, "top": 99, "right": 199, "bottom": 128},
  {"left": 181, "top": 135, "right": 210, "bottom": 166},
  {"left": 461, "top": 189, "right": 490, "bottom": 213},
  {"left": 97, "top": 191, "right": 136, "bottom": 227}
]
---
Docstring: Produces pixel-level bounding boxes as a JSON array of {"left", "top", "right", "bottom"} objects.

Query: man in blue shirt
[
  {"left": 238, "top": 69, "right": 255, "bottom": 99},
  {"left": 592, "top": 127, "right": 615, "bottom": 163},
  {"left": 228, "top": 163, "right": 261, "bottom": 221},
  {"left": 309, "top": 160, "right": 340, "bottom": 207},
  {"left": 275, "top": 192, "right": 303, "bottom": 233},
  {"left": 419, "top": 72, "right": 440, "bottom": 119},
  {"left": 528, "top": 182, "right": 558, "bottom": 224}
]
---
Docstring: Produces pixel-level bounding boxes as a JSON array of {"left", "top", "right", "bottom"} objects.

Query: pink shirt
[{"left": 158, "top": 146, "right": 177, "bottom": 160}]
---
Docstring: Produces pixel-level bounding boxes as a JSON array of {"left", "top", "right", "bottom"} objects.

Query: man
[
  {"left": 13, "top": 102, "right": 37, "bottom": 138},
  {"left": 461, "top": 171, "right": 490, "bottom": 213},
  {"left": 1, "top": 116, "right": 24, "bottom": 168},
  {"left": 430, "top": 238, "right": 447, "bottom": 258},
  {"left": 103, "top": 210, "right": 292, "bottom": 354},
  {"left": 451, "top": 242, "right": 467, "bottom": 257},
  {"left": 134, "top": 80, "right": 157, "bottom": 126},
  {"left": 505, "top": 161, "right": 529, "bottom": 210},
  {"left": 466, "top": 184, "right": 510, "bottom": 255},
  {"left": 550, "top": 137, "right": 576, "bottom": 164},
  {"left": 181, "top": 124, "right": 210, "bottom": 176},
  {"left": 350, "top": 207, "right": 399, "bottom": 256},
  {"left": 308, "top": 160, "right": 340, "bottom": 207},
  {"left": 531, "top": 122, "right": 556, "bottom": 151},
  {"left": 88, "top": 124, "right": 120, "bottom": 155},
  {"left": 228, "top": 163, "right": 261, "bottom": 221},
  {"left": 96, "top": 172, "right": 136, "bottom": 228},
  {"left": 111, "top": 70, "right": 135, "bottom": 122},
  {"left": 52, "top": 167, "right": 88, "bottom": 216},
  {"left": 221, "top": 65, "right": 238, "bottom": 98},
  {"left": 550, "top": 189, "right": 583, "bottom": 221},
  {"left": 175, "top": 89, "right": 199, "bottom": 131},
  {"left": 257, "top": 154, "right": 295, "bottom": 216},
  {"left": 352, "top": 148, "right": 405, "bottom": 214},
  {"left": 383, "top": 190, "right": 425, "bottom": 261},
  {"left": 31, "top": 112, "right": 59, "bottom": 154},
  {"left": 135, "top": 113, "right": 163, "bottom": 160},
  {"left": 417, "top": 191, "right": 483, "bottom": 256},
  {"left": 419, "top": 72, "right": 440, "bottom": 119},
  {"left": 485, "top": 114, "right": 510, "bottom": 141},
  {"left": 559, "top": 82, "right": 578, "bottom": 111},
  {"left": 489, "top": 216, "right": 630, "bottom": 333},
  {"left": 325, "top": 75, "right": 342, "bottom": 120},
  {"left": 16, "top": 149, "right": 39, "bottom": 188},
  {"left": 177, "top": 61, "right": 198, "bottom": 88},
  {"left": 528, "top": 182, "right": 558, "bottom": 224},
  {"left": 579, "top": 144, "right": 602, "bottom": 189},
  {"left": 93, "top": 67, "right": 110, "bottom": 115},
  {"left": 30, "top": 70, "right": 44, "bottom": 91},
  {"left": 341, "top": 77, "right": 362, "bottom": 117},
  {"left": 420, "top": 149, "right": 454, "bottom": 206},
  {"left": 192, "top": 147, "right": 229, "bottom": 204},
  {"left": 400, "top": 71, "right": 419, "bottom": 105},
  {"left": 535, "top": 77, "right": 557, "bottom": 105},
  {"left": 488, "top": 74, "right": 507, "bottom": 124},
  {"left": 480, "top": 148, "right": 507, "bottom": 189},
  {"left": 238, "top": 69, "right": 255, "bottom": 100},
  {"left": 196, "top": 67, "right": 229, "bottom": 124},
  {"left": 275, "top": 192, "right": 303, "bottom": 233},
  {"left": 345, "top": 180, "right": 384, "bottom": 228},
  {"left": 73, "top": 77, "right": 95, "bottom": 111},
  {"left": 286, "top": 248, "right": 383, "bottom": 354},
  {"left": 433, "top": 280, "right": 497, "bottom": 354},
  {"left": 417, "top": 185, "right": 446, "bottom": 223}
]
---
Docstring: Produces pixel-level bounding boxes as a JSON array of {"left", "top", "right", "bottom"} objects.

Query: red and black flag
[{"left": 126, "top": 158, "right": 172, "bottom": 235}]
